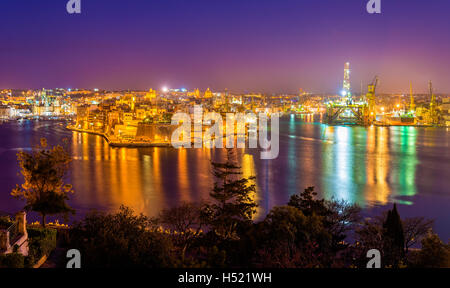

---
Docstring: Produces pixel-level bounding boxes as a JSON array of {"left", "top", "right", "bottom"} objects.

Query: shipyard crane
[
  {"left": 365, "top": 76, "right": 378, "bottom": 124},
  {"left": 429, "top": 81, "right": 436, "bottom": 110},
  {"left": 428, "top": 81, "right": 439, "bottom": 125},
  {"left": 325, "top": 63, "right": 379, "bottom": 126}
]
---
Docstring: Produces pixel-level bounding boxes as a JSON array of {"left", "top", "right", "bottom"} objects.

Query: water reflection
[
  {"left": 390, "top": 127, "right": 418, "bottom": 203},
  {"left": 66, "top": 118, "right": 442, "bottom": 219},
  {"left": 318, "top": 124, "right": 419, "bottom": 207},
  {"left": 287, "top": 115, "right": 298, "bottom": 196},
  {"left": 1, "top": 120, "right": 448, "bottom": 242},
  {"left": 177, "top": 148, "right": 191, "bottom": 202},
  {"left": 0, "top": 116, "right": 450, "bottom": 239},
  {"left": 366, "top": 126, "right": 390, "bottom": 205},
  {"left": 241, "top": 153, "right": 261, "bottom": 219},
  {"left": 334, "top": 126, "right": 355, "bottom": 203}
]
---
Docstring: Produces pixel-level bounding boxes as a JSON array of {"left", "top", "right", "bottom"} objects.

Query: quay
[{"left": 66, "top": 125, "right": 172, "bottom": 148}]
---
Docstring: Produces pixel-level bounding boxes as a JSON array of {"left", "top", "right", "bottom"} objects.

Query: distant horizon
[{"left": 2, "top": 84, "right": 449, "bottom": 96}]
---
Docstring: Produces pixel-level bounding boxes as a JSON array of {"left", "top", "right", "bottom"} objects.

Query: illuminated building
[
  {"left": 410, "top": 82, "right": 416, "bottom": 111},
  {"left": 0, "top": 106, "right": 12, "bottom": 119},
  {"left": 194, "top": 88, "right": 200, "bottom": 98},
  {"left": 204, "top": 88, "right": 213, "bottom": 98},
  {"left": 145, "top": 89, "right": 156, "bottom": 100}
]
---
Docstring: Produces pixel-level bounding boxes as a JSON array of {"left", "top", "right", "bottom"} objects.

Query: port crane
[
  {"left": 325, "top": 75, "right": 378, "bottom": 126},
  {"left": 427, "top": 81, "right": 439, "bottom": 125},
  {"left": 366, "top": 76, "right": 378, "bottom": 121}
]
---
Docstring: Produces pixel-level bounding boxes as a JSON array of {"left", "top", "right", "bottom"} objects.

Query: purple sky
[{"left": 1, "top": 0, "right": 450, "bottom": 94}]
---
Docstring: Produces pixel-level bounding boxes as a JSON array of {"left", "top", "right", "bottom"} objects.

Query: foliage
[
  {"left": 204, "top": 149, "right": 257, "bottom": 241},
  {"left": 253, "top": 205, "right": 332, "bottom": 267},
  {"left": 382, "top": 203, "right": 405, "bottom": 267},
  {"left": 0, "top": 222, "right": 56, "bottom": 268},
  {"left": 0, "top": 226, "right": 57, "bottom": 268},
  {"left": 11, "top": 138, "right": 74, "bottom": 227},
  {"left": 353, "top": 219, "right": 385, "bottom": 267},
  {"left": 155, "top": 150, "right": 259, "bottom": 267},
  {"left": 353, "top": 204, "right": 405, "bottom": 268},
  {"left": 69, "top": 205, "right": 175, "bottom": 268},
  {"left": 24, "top": 254, "right": 36, "bottom": 268},
  {"left": 159, "top": 202, "right": 204, "bottom": 235},
  {"left": 409, "top": 233, "right": 450, "bottom": 268},
  {"left": 205, "top": 246, "right": 227, "bottom": 268},
  {"left": 0, "top": 253, "right": 25, "bottom": 268},
  {"left": 354, "top": 204, "right": 437, "bottom": 268},
  {"left": 288, "top": 186, "right": 361, "bottom": 256},
  {"left": 288, "top": 186, "right": 329, "bottom": 217},
  {"left": 61, "top": 198, "right": 446, "bottom": 268},
  {"left": 158, "top": 202, "right": 204, "bottom": 261},
  {"left": 324, "top": 199, "right": 361, "bottom": 245},
  {"left": 0, "top": 216, "right": 12, "bottom": 229},
  {"left": 27, "top": 226, "right": 57, "bottom": 261},
  {"left": 402, "top": 217, "right": 434, "bottom": 252}
]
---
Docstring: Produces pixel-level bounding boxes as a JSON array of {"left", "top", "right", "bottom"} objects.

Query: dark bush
[
  {"left": 27, "top": 226, "right": 57, "bottom": 260},
  {"left": 0, "top": 253, "right": 25, "bottom": 268},
  {"left": 69, "top": 206, "right": 175, "bottom": 268},
  {"left": 0, "top": 216, "right": 12, "bottom": 229},
  {"left": 409, "top": 233, "right": 450, "bottom": 268},
  {"left": 24, "top": 254, "right": 35, "bottom": 268}
]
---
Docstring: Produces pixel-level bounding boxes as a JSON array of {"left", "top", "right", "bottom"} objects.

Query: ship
[
  {"left": 387, "top": 115, "right": 415, "bottom": 125},
  {"left": 376, "top": 112, "right": 416, "bottom": 126}
]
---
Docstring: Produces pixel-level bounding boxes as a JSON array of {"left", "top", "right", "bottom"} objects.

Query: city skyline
[{"left": 1, "top": 0, "right": 450, "bottom": 94}]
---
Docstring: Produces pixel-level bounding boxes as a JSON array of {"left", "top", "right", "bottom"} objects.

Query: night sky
[{"left": 1, "top": 0, "right": 450, "bottom": 94}]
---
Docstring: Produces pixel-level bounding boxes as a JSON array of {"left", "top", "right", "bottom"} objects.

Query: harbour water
[{"left": 0, "top": 116, "right": 448, "bottom": 240}]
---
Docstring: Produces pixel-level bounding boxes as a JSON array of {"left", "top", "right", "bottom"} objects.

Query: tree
[
  {"left": 402, "top": 217, "right": 434, "bottom": 253},
  {"left": 159, "top": 202, "right": 204, "bottom": 262},
  {"left": 412, "top": 233, "right": 450, "bottom": 268},
  {"left": 204, "top": 149, "right": 257, "bottom": 241},
  {"left": 70, "top": 206, "right": 174, "bottom": 268},
  {"left": 325, "top": 199, "right": 361, "bottom": 247},
  {"left": 353, "top": 209, "right": 435, "bottom": 268},
  {"left": 12, "top": 138, "right": 74, "bottom": 227},
  {"left": 254, "top": 205, "right": 332, "bottom": 268},
  {"left": 288, "top": 187, "right": 361, "bottom": 251},
  {"left": 353, "top": 219, "right": 385, "bottom": 267},
  {"left": 382, "top": 203, "right": 405, "bottom": 267},
  {"left": 288, "top": 186, "right": 328, "bottom": 217}
]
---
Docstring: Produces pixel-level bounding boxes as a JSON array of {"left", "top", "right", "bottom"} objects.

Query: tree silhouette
[
  {"left": 204, "top": 149, "right": 257, "bottom": 241},
  {"left": 11, "top": 138, "right": 74, "bottom": 227},
  {"left": 383, "top": 203, "right": 405, "bottom": 266}
]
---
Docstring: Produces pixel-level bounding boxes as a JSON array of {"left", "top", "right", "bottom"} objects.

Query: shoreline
[
  {"left": 66, "top": 126, "right": 172, "bottom": 148},
  {"left": 66, "top": 121, "right": 448, "bottom": 149}
]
